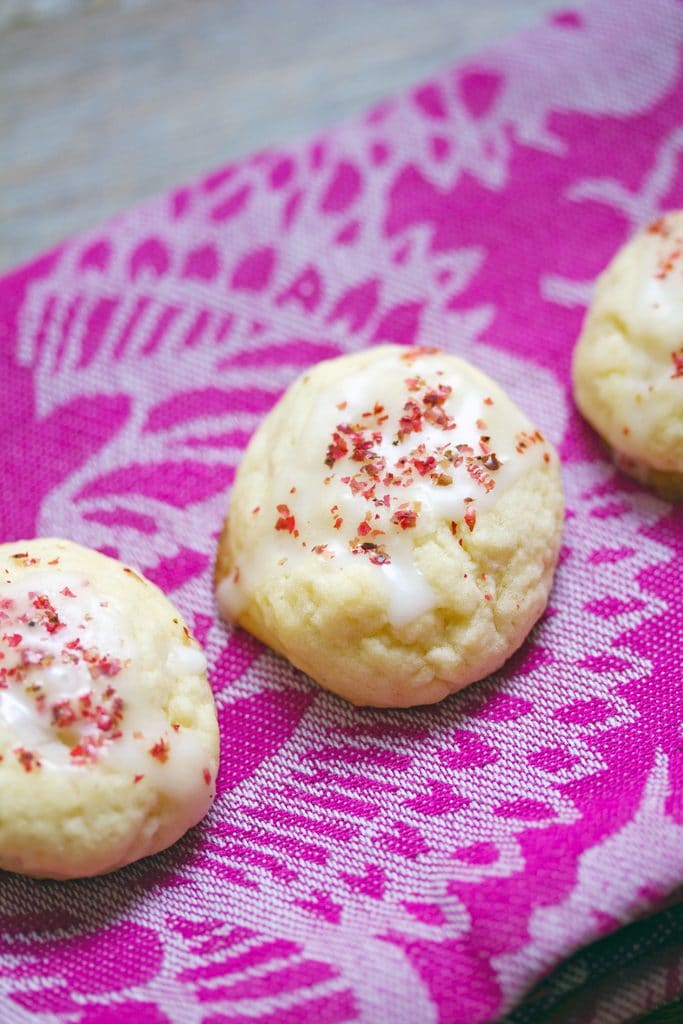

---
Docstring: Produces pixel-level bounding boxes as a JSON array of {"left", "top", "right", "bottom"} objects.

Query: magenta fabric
[{"left": 2, "top": 1, "right": 683, "bottom": 1021}]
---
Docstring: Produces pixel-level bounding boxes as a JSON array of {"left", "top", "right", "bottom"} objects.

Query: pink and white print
[{"left": 1, "top": 1, "right": 682, "bottom": 1021}]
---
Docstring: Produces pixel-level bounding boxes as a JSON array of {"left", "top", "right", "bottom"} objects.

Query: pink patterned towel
[{"left": 1, "top": 1, "right": 683, "bottom": 1021}]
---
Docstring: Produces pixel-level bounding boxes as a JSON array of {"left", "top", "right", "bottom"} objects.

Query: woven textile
[{"left": 1, "top": 1, "right": 683, "bottom": 1020}]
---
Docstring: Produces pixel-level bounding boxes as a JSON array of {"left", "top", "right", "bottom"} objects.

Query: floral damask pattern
[{"left": 1, "top": 2, "right": 683, "bottom": 1022}]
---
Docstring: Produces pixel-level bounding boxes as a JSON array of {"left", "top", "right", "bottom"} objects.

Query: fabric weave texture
[{"left": 1, "top": 1, "right": 682, "bottom": 1021}]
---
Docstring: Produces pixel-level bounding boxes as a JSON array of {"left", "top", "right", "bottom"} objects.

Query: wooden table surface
[{"left": 0, "top": 0, "right": 562, "bottom": 273}]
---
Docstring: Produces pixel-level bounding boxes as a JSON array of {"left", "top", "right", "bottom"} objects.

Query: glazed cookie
[
  {"left": 572, "top": 211, "right": 683, "bottom": 499},
  {"left": 216, "top": 345, "right": 564, "bottom": 708},
  {"left": 0, "top": 538, "right": 219, "bottom": 879}
]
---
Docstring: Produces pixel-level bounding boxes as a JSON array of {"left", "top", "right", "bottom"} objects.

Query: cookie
[
  {"left": 572, "top": 211, "right": 683, "bottom": 499},
  {"left": 215, "top": 345, "right": 564, "bottom": 708},
  {"left": 0, "top": 538, "right": 219, "bottom": 879}
]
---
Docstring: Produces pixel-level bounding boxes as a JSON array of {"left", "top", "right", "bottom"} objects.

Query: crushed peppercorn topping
[
  {"left": 149, "top": 737, "right": 170, "bottom": 763},
  {"left": 307, "top": 369, "right": 509, "bottom": 560},
  {"left": 263, "top": 355, "right": 548, "bottom": 573},
  {"left": 0, "top": 584, "right": 129, "bottom": 766},
  {"left": 275, "top": 503, "right": 298, "bottom": 536},
  {"left": 647, "top": 217, "right": 669, "bottom": 237},
  {"left": 655, "top": 245, "right": 682, "bottom": 281},
  {"left": 14, "top": 747, "right": 41, "bottom": 772}
]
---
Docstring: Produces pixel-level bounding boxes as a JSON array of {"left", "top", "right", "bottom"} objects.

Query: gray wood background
[{"left": 1, "top": 0, "right": 563, "bottom": 272}]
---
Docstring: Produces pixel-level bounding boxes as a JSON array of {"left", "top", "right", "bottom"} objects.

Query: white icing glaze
[
  {"left": 166, "top": 643, "right": 207, "bottom": 677},
  {"left": 619, "top": 213, "right": 683, "bottom": 367},
  {"left": 0, "top": 565, "right": 209, "bottom": 792},
  {"left": 219, "top": 348, "right": 553, "bottom": 629}
]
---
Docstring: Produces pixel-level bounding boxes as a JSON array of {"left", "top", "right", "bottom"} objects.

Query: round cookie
[
  {"left": 572, "top": 211, "right": 683, "bottom": 499},
  {"left": 216, "top": 344, "right": 564, "bottom": 708},
  {"left": 0, "top": 538, "right": 219, "bottom": 879}
]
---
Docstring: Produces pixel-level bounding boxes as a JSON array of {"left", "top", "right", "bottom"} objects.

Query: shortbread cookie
[
  {"left": 0, "top": 538, "right": 219, "bottom": 879},
  {"left": 216, "top": 345, "right": 564, "bottom": 708},
  {"left": 572, "top": 211, "right": 683, "bottom": 499}
]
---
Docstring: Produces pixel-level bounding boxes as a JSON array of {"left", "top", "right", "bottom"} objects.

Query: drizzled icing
[
  {"left": 622, "top": 213, "right": 683, "bottom": 378},
  {"left": 219, "top": 346, "right": 553, "bottom": 628},
  {"left": 0, "top": 552, "right": 210, "bottom": 792}
]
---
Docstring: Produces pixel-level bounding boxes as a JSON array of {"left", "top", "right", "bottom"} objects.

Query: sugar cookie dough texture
[
  {"left": 216, "top": 345, "right": 563, "bottom": 708},
  {"left": 0, "top": 538, "right": 219, "bottom": 879},
  {"left": 573, "top": 211, "right": 683, "bottom": 498}
]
